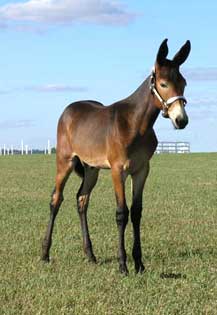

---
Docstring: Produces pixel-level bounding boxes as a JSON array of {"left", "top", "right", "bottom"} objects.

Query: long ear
[
  {"left": 173, "top": 40, "right": 191, "bottom": 66},
  {"left": 156, "top": 39, "right": 168, "bottom": 65}
]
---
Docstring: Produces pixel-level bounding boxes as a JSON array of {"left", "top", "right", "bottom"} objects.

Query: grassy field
[{"left": 0, "top": 153, "right": 217, "bottom": 315}]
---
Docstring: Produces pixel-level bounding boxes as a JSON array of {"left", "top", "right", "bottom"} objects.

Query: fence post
[
  {"left": 48, "top": 140, "right": 51, "bottom": 155},
  {"left": 21, "top": 140, "right": 24, "bottom": 155}
]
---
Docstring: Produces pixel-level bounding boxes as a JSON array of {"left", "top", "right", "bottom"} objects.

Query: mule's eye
[{"left": 160, "top": 82, "right": 168, "bottom": 88}]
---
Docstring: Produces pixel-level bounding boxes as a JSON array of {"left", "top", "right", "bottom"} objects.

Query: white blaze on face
[{"left": 168, "top": 101, "right": 188, "bottom": 129}]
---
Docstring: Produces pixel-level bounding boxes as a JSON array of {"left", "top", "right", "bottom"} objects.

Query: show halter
[{"left": 150, "top": 69, "right": 187, "bottom": 118}]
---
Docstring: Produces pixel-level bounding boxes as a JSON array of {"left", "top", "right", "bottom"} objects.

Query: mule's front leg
[
  {"left": 111, "top": 166, "right": 129, "bottom": 275},
  {"left": 131, "top": 200, "right": 145, "bottom": 274},
  {"left": 131, "top": 165, "right": 149, "bottom": 274}
]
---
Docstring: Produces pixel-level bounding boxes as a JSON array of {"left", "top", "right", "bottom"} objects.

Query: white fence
[
  {"left": 156, "top": 142, "right": 190, "bottom": 154},
  {"left": 0, "top": 140, "right": 52, "bottom": 156},
  {"left": 0, "top": 140, "right": 190, "bottom": 155}
]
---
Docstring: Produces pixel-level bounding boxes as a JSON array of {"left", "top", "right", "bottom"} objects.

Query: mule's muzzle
[{"left": 174, "top": 115, "right": 188, "bottom": 129}]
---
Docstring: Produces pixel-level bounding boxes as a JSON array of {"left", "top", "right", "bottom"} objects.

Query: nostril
[
  {"left": 175, "top": 117, "right": 181, "bottom": 125},
  {"left": 175, "top": 116, "right": 188, "bottom": 129}
]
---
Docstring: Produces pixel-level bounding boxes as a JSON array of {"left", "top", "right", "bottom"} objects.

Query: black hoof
[
  {"left": 88, "top": 254, "right": 97, "bottom": 264},
  {"left": 119, "top": 264, "right": 129, "bottom": 275},
  {"left": 135, "top": 262, "right": 145, "bottom": 274},
  {"left": 41, "top": 254, "right": 50, "bottom": 262}
]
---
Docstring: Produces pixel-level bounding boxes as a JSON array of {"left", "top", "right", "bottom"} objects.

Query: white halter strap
[{"left": 150, "top": 69, "right": 187, "bottom": 117}]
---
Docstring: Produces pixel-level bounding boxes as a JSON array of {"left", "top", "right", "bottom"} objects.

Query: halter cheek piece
[{"left": 150, "top": 70, "right": 187, "bottom": 118}]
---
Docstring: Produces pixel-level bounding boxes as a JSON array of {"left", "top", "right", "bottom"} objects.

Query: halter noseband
[{"left": 150, "top": 70, "right": 187, "bottom": 118}]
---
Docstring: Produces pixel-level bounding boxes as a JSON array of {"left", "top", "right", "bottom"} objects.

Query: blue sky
[{"left": 0, "top": 0, "right": 217, "bottom": 152}]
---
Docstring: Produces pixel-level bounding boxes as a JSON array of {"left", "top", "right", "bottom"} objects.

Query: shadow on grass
[
  {"left": 160, "top": 272, "right": 187, "bottom": 279},
  {"left": 98, "top": 256, "right": 117, "bottom": 265},
  {"left": 179, "top": 247, "right": 216, "bottom": 258}
]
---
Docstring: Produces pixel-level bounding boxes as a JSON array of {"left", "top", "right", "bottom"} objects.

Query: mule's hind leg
[
  {"left": 131, "top": 163, "right": 150, "bottom": 274},
  {"left": 76, "top": 165, "right": 99, "bottom": 263},
  {"left": 41, "top": 157, "right": 73, "bottom": 262}
]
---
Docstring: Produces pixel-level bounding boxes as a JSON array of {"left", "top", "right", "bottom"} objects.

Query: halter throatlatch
[{"left": 150, "top": 70, "right": 187, "bottom": 118}]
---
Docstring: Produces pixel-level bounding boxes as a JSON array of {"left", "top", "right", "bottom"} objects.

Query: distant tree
[{"left": 51, "top": 147, "right": 56, "bottom": 154}]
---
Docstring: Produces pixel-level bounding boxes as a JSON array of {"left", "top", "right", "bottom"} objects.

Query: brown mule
[{"left": 42, "top": 39, "right": 191, "bottom": 274}]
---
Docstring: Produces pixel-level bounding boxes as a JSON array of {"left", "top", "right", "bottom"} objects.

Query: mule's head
[{"left": 151, "top": 39, "right": 191, "bottom": 129}]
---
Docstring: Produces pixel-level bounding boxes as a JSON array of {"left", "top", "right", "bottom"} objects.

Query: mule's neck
[{"left": 126, "top": 75, "right": 160, "bottom": 132}]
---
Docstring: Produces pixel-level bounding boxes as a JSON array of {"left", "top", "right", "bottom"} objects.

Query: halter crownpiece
[{"left": 150, "top": 69, "right": 187, "bottom": 118}]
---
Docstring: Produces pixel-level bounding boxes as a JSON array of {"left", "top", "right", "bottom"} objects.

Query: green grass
[{"left": 0, "top": 153, "right": 217, "bottom": 315}]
